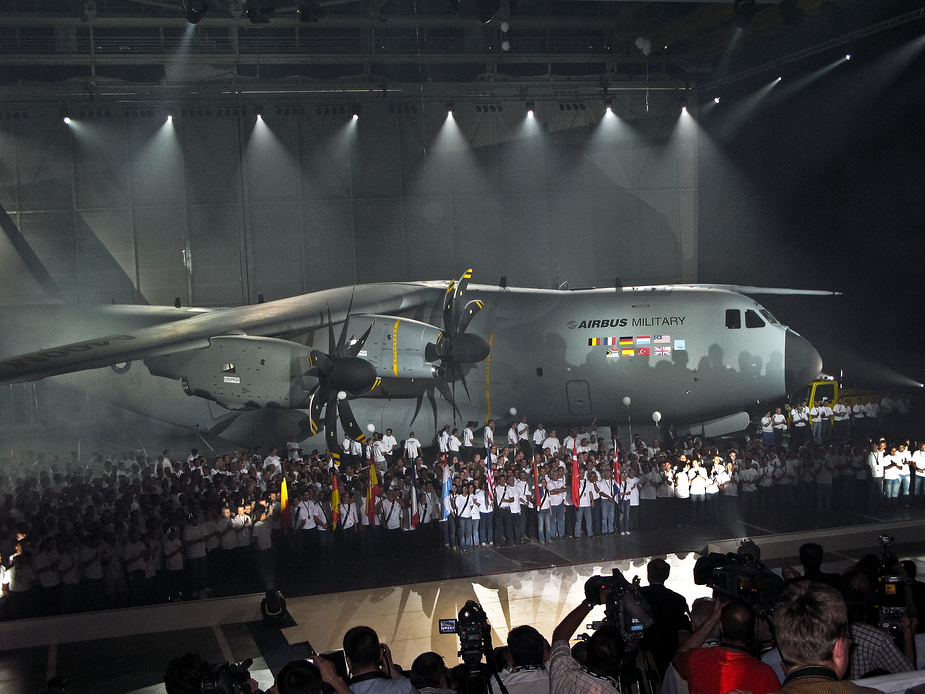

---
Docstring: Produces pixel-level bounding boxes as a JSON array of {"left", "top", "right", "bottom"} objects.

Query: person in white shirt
[
  {"left": 484, "top": 420, "right": 495, "bottom": 450},
  {"left": 496, "top": 471, "right": 520, "bottom": 545},
  {"left": 760, "top": 412, "right": 774, "bottom": 446},
  {"left": 790, "top": 402, "right": 810, "bottom": 449},
  {"left": 462, "top": 423, "right": 475, "bottom": 461},
  {"left": 619, "top": 466, "right": 640, "bottom": 534},
  {"left": 547, "top": 467, "right": 566, "bottom": 539},
  {"left": 832, "top": 402, "right": 851, "bottom": 443},
  {"left": 867, "top": 441, "right": 886, "bottom": 510},
  {"left": 533, "top": 423, "right": 547, "bottom": 451},
  {"left": 574, "top": 470, "right": 597, "bottom": 538},
  {"left": 517, "top": 416, "right": 531, "bottom": 459},
  {"left": 912, "top": 442, "right": 925, "bottom": 508},
  {"left": 404, "top": 432, "right": 422, "bottom": 461},
  {"left": 542, "top": 430, "right": 561, "bottom": 457},
  {"left": 448, "top": 429, "right": 462, "bottom": 456},
  {"left": 381, "top": 429, "right": 398, "bottom": 467},
  {"left": 772, "top": 407, "right": 788, "bottom": 448}
]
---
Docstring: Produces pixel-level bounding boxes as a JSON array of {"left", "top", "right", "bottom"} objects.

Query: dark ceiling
[{"left": 0, "top": 0, "right": 923, "bottom": 100}]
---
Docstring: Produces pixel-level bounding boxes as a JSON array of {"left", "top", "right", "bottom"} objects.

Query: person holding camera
[
  {"left": 549, "top": 583, "right": 624, "bottom": 693},
  {"left": 499, "top": 625, "right": 550, "bottom": 694},
  {"left": 841, "top": 567, "right": 916, "bottom": 679},
  {"left": 672, "top": 598, "right": 780, "bottom": 694},
  {"left": 771, "top": 581, "right": 882, "bottom": 694},
  {"left": 269, "top": 656, "right": 355, "bottom": 694},
  {"left": 342, "top": 626, "right": 417, "bottom": 694}
]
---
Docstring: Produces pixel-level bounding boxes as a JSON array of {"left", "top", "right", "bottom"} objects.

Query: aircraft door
[{"left": 566, "top": 380, "right": 593, "bottom": 416}]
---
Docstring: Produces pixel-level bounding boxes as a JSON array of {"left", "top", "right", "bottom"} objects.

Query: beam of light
[
  {"left": 768, "top": 54, "right": 852, "bottom": 100},
  {"left": 707, "top": 77, "right": 783, "bottom": 142}
]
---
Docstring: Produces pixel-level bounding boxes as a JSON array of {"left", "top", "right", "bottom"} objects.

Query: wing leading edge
[{"left": 0, "top": 283, "right": 437, "bottom": 386}]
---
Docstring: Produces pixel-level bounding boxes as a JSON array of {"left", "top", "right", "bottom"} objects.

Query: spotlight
[
  {"left": 845, "top": 54, "right": 851, "bottom": 60},
  {"left": 446, "top": 102, "right": 454, "bottom": 114},
  {"left": 182, "top": 0, "right": 208, "bottom": 24},
  {"left": 778, "top": 0, "right": 806, "bottom": 26},
  {"left": 244, "top": 0, "right": 274, "bottom": 23},
  {"left": 733, "top": 0, "right": 756, "bottom": 29},
  {"left": 60, "top": 108, "right": 71, "bottom": 123},
  {"left": 525, "top": 100, "right": 535, "bottom": 116},
  {"left": 603, "top": 97, "right": 613, "bottom": 113},
  {"left": 679, "top": 96, "right": 688, "bottom": 112},
  {"left": 297, "top": 1, "right": 324, "bottom": 22},
  {"left": 352, "top": 104, "right": 361, "bottom": 118},
  {"left": 254, "top": 105, "right": 263, "bottom": 120},
  {"left": 714, "top": 96, "right": 721, "bottom": 104},
  {"left": 167, "top": 113, "right": 173, "bottom": 121}
]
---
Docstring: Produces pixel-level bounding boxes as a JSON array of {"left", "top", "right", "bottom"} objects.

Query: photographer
[
  {"left": 672, "top": 599, "right": 780, "bottom": 694},
  {"left": 342, "top": 626, "right": 417, "bottom": 694},
  {"left": 841, "top": 567, "right": 916, "bottom": 679},
  {"left": 499, "top": 625, "right": 550, "bottom": 694},
  {"left": 269, "top": 657, "right": 354, "bottom": 694},
  {"left": 549, "top": 588, "right": 623, "bottom": 693},
  {"left": 638, "top": 558, "right": 691, "bottom": 677},
  {"left": 164, "top": 653, "right": 261, "bottom": 694},
  {"left": 772, "top": 582, "right": 881, "bottom": 694}
]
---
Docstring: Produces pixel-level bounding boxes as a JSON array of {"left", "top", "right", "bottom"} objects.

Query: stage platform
[{"left": 2, "top": 507, "right": 924, "bottom": 694}]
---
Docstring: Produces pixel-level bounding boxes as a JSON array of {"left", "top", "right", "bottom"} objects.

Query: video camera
[
  {"left": 584, "top": 568, "right": 653, "bottom": 644},
  {"left": 439, "top": 601, "right": 494, "bottom": 694},
  {"left": 201, "top": 658, "right": 254, "bottom": 694},
  {"left": 875, "top": 534, "right": 910, "bottom": 640},
  {"left": 693, "top": 540, "right": 783, "bottom": 614},
  {"left": 439, "top": 600, "right": 493, "bottom": 665}
]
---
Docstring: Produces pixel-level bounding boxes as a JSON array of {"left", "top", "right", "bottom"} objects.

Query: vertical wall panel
[
  {"left": 135, "top": 206, "right": 188, "bottom": 306},
  {"left": 1, "top": 91, "right": 698, "bottom": 312},
  {"left": 246, "top": 202, "right": 303, "bottom": 302},
  {"left": 76, "top": 209, "right": 137, "bottom": 304},
  {"left": 16, "top": 111, "right": 73, "bottom": 211},
  {"left": 73, "top": 120, "right": 130, "bottom": 210},
  {"left": 188, "top": 204, "right": 245, "bottom": 306}
]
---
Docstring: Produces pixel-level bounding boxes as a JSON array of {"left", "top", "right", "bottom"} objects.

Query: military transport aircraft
[{"left": 0, "top": 267, "right": 827, "bottom": 452}]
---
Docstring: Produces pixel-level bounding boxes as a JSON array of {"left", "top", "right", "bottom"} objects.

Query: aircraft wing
[
  {"left": 0, "top": 282, "right": 438, "bottom": 386},
  {"left": 673, "top": 284, "right": 841, "bottom": 296}
]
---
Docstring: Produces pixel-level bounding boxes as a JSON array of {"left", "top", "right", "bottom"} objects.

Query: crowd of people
[
  {"left": 166, "top": 543, "right": 925, "bottom": 694},
  {"left": 1, "top": 403, "right": 924, "bottom": 621}
]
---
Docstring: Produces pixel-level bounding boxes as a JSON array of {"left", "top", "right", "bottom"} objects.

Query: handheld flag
[
  {"left": 533, "top": 458, "right": 541, "bottom": 508},
  {"left": 366, "top": 446, "right": 380, "bottom": 525},
  {"left": 410, "top": 460, "right": 420, "bottom": 529},
  {"left": 331, "top": 472, "right": 341, "bottom": 530},
  {"left": 441, "top": 454, "right": 452, "bottom": 520},
  {"left": 485, "top": 447, "right": 495, "bottom": 506},
  {"left": 280, "top": 478, "right": 291, "bottom": 531},
  {"left": 570, "top": 440, "right": 581, "bottom": 507}
]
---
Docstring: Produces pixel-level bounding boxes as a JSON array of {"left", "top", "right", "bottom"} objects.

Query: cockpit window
[
  {"left": 745, "top": 310, "right": 766, "bottom": 328},
  {"left": 759, "top": 308, "right": 779, "bottom": 325},
  {"left": 725, "top": 309, "right": 741, "bottom": 330}
]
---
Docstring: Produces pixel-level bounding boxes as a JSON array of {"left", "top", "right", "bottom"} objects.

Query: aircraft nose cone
[{"left": 785, "top": 329, "right": 823, "bottom": 394}]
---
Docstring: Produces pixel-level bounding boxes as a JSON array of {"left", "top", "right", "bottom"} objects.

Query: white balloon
[
  {"left": 622, "top": 396, "right": 631, "bottom": 407},
  {"left": 652, "top": 411, "right": 662, "bottom": 423},
  {"left": 501, "top": 40, "right": 510, "bottom": 51},
  {"left": 500, "top": 21, "right": 509, "bottom": 32},
  {"left": 635, "top": 36, "right": 644, "bottom": 49},
  {"left": 337, "top": 391, "right": 347, "bottom": 400},
  {"left": 367, "top": 423, "right": 376, "bottom": 433},
  {"left": 642, "top": 40, "right": 651, "bottom": 56},
  {"left": 509, "top": 407, "right": 517, "bottom": 416}
]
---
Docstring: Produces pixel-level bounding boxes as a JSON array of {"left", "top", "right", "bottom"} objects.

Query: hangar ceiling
[{"left": 0, "top": 0, "right": 922, "bottom": 103}]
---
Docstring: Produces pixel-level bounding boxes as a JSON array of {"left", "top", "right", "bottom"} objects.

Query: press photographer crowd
[{"left": 165, "top": 538, "right": 925, "bottom": 694}]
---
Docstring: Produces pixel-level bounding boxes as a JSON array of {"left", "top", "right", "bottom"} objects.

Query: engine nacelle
[
  {"left": 146, "top": 335, "right": 313, "bottom": 410},
  {"left": 354, "top": 315, "right": 442, "bottom": 380}
]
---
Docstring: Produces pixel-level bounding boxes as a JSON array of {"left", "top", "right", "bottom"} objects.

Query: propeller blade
[
  {"left": 326, "top": 306, "right": 336, "bottom": 357},
  {"left": 309, "top": 349, "right": 334, "bottom": 376},
  {"left": 455, "top": 362, "right": 473, "bottom": 404},
  {"left": 324, "top": 391, "right": 340, "bottom": 459},
  {"left": 456, "top": 299, "right": 483, "bottom": 335},
  {"left": 452, "top": 268, "right": 473, "bottom": 332},
  {"left": 338, "top": 398, "right": 368, "bottom": 443},
  {"left": 307, "top": 388, "right": 326, "bottom": 436},
  {"left": 345, "top": 320, "right": 374, "bottom": 358},
  {"left": 336, "top": 292, "right": 356, "bottom": 356},
  {"left": 442, "top": 278, "right": 457, "bottom": 339}
]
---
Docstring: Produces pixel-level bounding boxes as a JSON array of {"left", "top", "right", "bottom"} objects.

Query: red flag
[
  {"left": 331, "top": 472, "right": 341, "bottom": 530},
  {"left": 570, "top": 440, "right": 581, "bottom": 507},
  {"left": 485, "top": 448, "right": 495, "bottom": 505},
  {"left": 533, "top": 458, "right": 541, "bottom": 508},
  {"left": 366, "top": 446, "right": 380, "bottom": 524},
  {"left": 613, "top": 449, "right": 621, "bottom": 486},
  {"left": 280, "top": 478, "right": 291, "bottom": 531},
  {"left": 410, "top": 460, "right": 419, "bottom": 528}
]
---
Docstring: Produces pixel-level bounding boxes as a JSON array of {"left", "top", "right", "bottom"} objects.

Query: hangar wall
[{"left": 0, "top": 91, "right": 697, "bottom": 307}]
